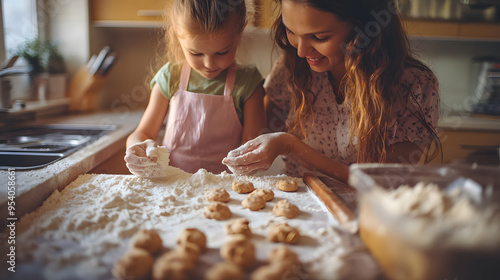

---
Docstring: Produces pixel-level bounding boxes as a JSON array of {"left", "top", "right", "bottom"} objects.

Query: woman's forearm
[{"left": 283, "top": 133, "right": 350, "bottom": 183}]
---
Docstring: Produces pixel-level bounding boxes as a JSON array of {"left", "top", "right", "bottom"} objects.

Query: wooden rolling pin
[{"left": 303, "top": 172, "right": 358, "bottom": 234}]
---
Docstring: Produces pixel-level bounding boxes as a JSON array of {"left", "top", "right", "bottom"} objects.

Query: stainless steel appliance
[{"left": 470, "top": 56, "right": 500, "bottom": 116}]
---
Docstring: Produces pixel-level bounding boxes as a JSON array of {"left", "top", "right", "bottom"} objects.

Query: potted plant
[{"left": 17, "top": 38, "right": 67, "bottom": 100}]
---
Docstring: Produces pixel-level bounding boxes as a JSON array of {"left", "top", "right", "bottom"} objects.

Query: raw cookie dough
[
  {"left": 220, "top": 234, "right": 256, "bottom": 269},
  {"left": 273, "top": 199, "right": 300, "bottom": 219},
  {"left": 205, "top": 262, "right": 244, "bottom": 280},
  {"left": 242, "top": 194, "right": 266, "bottom": 211},
  {"left": 232, "top": 180, "right": 255, "bottom": 194},
  {"left": 250, "top": 262, "right": 290, "bottom": 280},
  {"left": 225, "top": 218, "right": 252, "bottom": 237},
  {"left": 268, "top": 223, "right": 301, "bottom": 244},
  {"left": 204, "top": 202, "right": 232, "bottom": 220},
  {"left": 268, "top": 245, "right": 300, "bottom": 266},
  {"left": 152, "top": 249, "right": 196, "bottom": 280},
  {"left": 112, "top": 248, "right": 154, "bottom": 280},
  {"left": 130, "top": 229, "right": 163, "bottom": 254},
  {"left": 205, "top": 188, "right": 230, "bottom": 203},
  {"left": 276, "top": 179, "right": 298, "bottom": 192},
  {"left": 176, "top": 228, "right": 207, "bottom": 253},
  {"left": 249, "top": 188, "right": 274, "bottom": 201}
]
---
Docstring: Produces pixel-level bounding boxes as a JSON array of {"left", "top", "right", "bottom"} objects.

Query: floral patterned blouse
[{"left": 264, "top": 57, "right": 440, "bottom": 177}]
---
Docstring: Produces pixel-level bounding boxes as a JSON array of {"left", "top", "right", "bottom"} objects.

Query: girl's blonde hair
[
  {"left": 273, "top": 0, "right": 441, "bottom": 163},
  {"left": 155, "top": 0, "right": 253, "bottom": 94}
]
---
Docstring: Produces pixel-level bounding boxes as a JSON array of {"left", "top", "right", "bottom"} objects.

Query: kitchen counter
[
  {"left": 438, "top": 111, "right": 500, "bottom": 132},
  {"left": 0, "top": 110, "right": 144, "bottom": 229}
]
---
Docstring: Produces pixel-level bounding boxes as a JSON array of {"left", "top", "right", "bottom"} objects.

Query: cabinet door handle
[{"left": 137, "top": 10, "right": 163, "bottom": 17}]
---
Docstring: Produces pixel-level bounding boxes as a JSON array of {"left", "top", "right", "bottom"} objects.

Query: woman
[{"left": 223, "top": 0, "right": 440, "bottom": 182}]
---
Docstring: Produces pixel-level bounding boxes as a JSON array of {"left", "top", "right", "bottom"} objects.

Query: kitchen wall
[
  {"left": 45, "top": 0, "right": 90, "bottom": 75},
  {"left": 89, "top": 26, "right": 160, "bottom": 110},
  {"left": 411, "top": 38, "right": 500, "bottom": 113}
]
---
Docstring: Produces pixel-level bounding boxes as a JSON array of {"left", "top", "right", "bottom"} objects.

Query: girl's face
[
  {"left": 178, "top": 24, "right": 241, "bottom": 80},
  {"left": 282, "top": 0, "right": 353, "bottom": 76}
]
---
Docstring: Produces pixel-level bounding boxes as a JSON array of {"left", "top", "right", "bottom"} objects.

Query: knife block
[{"left": 67, "top": 67, "right": 107, "bottom": 111}]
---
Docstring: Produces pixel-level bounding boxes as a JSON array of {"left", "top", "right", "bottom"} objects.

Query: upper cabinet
[
  {"left": 90, "top": 0, "right": 500, "bottom": 40},
  {"left": 404, "top": 19, "right": 500, "bottom": 40},
  {"left": 90, "top": 0, "right": 166, "bottom": 27}
]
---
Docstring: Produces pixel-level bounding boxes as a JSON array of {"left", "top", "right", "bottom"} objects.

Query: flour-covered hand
[
  {"left": 222, "top": 133, "right": 290, "bottom": 174},
  {"left": 124, "top": 139, "right": 161, "bottom": 177}
]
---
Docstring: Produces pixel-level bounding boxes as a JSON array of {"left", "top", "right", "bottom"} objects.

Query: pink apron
[{"left": 163, "top": 63, "right": 243, "bottom": 173}]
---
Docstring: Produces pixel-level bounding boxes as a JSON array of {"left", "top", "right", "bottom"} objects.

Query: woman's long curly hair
[{"left": 272, "top": 0, "right": 441, "bottom": 163}]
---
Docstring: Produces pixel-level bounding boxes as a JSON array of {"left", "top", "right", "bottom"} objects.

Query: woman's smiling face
[{"left": 282, "top": 0, "right": 353, "bottom": 75}]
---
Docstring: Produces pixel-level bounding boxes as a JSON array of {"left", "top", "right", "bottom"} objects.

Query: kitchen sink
[{"left": 0, "top": 124, "right": 116, "bottom": 170}]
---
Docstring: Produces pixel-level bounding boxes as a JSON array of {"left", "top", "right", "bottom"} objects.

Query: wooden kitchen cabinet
[
  {"left": 91, "top": 0, "right": 274, "bottom": 28},
  {"left": 90, "top": 0, "right": 167, "bottom": 26},
  {"left": 90, "top": 0, "right": 500, "bottom": 39},
  {"left": 90, "top": 148, "right": 130, "bottom": 174},
  {"left": 404, "top": 19, "right": 500, "bottom": 40},
  {"left": 429, "top": 129, "right": 500, "bottom": 164}
]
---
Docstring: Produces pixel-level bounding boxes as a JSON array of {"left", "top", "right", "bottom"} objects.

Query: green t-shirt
[{"left": 151, "top": 62, "right": 264, "bottom": 123}]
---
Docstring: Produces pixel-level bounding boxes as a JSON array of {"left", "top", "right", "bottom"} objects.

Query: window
[{"left": 1, "top": 0, "right": 38, "bottom": 61}]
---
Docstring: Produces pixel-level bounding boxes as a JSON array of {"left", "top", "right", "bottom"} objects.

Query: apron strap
[
  {"left": 224, "top": 63, "right": 237, "bottom": 98},
  {"left": 179, "top": 62, "right": 191, "bottom": 91}
]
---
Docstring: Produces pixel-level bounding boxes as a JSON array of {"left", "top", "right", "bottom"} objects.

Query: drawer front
[{"left": 91, "top": 0, "right": 166, "bottom": 22}]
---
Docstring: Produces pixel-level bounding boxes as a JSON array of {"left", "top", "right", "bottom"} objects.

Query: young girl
[
  {"left": 223, "top": 0, "right": 441, "bottom": 182},
  {"left": 125, "top": 0, "right": 266, "bottom": 175}
]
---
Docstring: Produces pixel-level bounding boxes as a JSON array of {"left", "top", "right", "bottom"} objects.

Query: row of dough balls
[
  {"left": 113, "top": 226, "right": 301, "bottom": 280},
  {"left": 113, "top": 228, "right": 206, "bottom": 280},
  {"left": 213, "top": 234, "right": 302, "bottom": 280},
  {"left": 203, "top": 179, "right": 300, "bottom": 220},
  {"left": 226, "top": 218, "right": 301, "bottom": 245},
  {"left": 211, "top": 217, "right": 302, "bottom": 280}
]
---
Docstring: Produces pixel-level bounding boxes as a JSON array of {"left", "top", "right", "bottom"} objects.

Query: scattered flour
[{"left": 3, "top": 167, "right": 380, "bottom": 280}]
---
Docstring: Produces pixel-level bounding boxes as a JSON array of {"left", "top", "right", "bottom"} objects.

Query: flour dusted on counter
[
  {"left": 373, "top": 182, "right": 500, "bottom": 249},
  {"left": 10, "top": 170, "right": 379, "bottom": 280}
]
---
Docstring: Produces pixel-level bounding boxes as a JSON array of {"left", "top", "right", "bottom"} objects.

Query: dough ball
[
  {"left": 205, "top": 262, "right": 244, "bottom": 280},
  {"left": 225, "top": 218, "right": 252, "bottom": 237},
  {"left": 112, "top": 248, "right": 154, "bottom": 280},
  {"left": 205, "top": 188, "right": 230, "bottom": 203},
  {"left": 175, "top": 242, "right": 202, "bottom": 259},
  {"left": 176, "top": 228, "right": 207, "bottom": 253},
  {"left": 276, "top": 179, "right": 298, "bottom": 192},
  {"left": 242, "top": 194, "right": 266, "bottom": 211},
  {"left": 232, "top": 180, "right": 255, "bottom": 194},
  {"left": 250, "top": 263, "right": 289, "bottom": 280},
  {"left": 268, "top": 245, "right": 300, "bottom": 266},
  {"left": 152, "top": 249, "right": 196, "bottom": 280},
  {"left": 268, "top": 223, "right": 301, "bottom": 244},
  {"left": 272, "top": 199, "right": 300, "bottom": 219},
  {"left": 250, "top": 188, "right": 274, "bottom": 201},
  {"left": 204, "top": 202, "right": 232, "bottom": 220},
  {"left": 220, "top": 234, "right": 256, "bottom": 269},
  {"left": 130, "top": 229, "right": 163, "bottom": 254}
]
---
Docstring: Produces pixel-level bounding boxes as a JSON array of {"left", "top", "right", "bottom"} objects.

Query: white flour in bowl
[{"left": 3, "top": 167, "right": 379, "bottom": 280}]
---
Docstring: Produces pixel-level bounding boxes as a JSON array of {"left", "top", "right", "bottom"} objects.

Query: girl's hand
[
  {"left": 222, "top": 132, "right": 292, "bottom": 174},
  {"left": 124, "top": 139, "right": 160, "bottom": 177}
]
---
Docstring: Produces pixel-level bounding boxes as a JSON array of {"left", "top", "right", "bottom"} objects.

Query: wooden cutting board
[{"left": 303, "top": 172, "right": 359, "bottom": 234}]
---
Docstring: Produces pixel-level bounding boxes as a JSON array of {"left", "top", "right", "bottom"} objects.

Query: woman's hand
[
  {"left": 222, "top": 132, "right": 292, "bottom": 174},
  {"left": 124, "top": 139, "right": 160, "bottom": 177}
]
